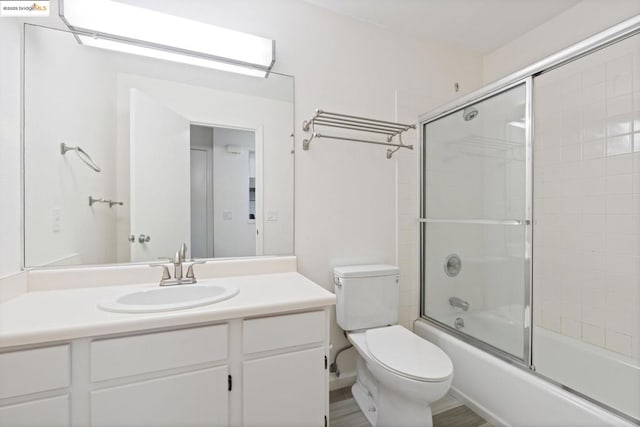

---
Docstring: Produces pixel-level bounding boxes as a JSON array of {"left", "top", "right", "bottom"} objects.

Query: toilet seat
[{"left": 366, "top": 325, "right": 453, "bottom": 382}]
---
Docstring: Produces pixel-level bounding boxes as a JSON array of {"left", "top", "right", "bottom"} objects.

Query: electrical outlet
[{"left": 223, "top": 210, "right": 233, "bottom": 220}]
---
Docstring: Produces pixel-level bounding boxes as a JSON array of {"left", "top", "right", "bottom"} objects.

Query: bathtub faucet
[{"left": 449, "top": 296, "right": 469, "bottom": 311}]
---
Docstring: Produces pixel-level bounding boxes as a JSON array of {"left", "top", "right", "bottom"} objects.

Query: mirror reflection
[{"left": 23, "top": 24, "right": 294, "bottom": 267}]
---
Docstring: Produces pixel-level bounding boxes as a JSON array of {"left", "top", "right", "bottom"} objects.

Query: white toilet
[{"left": 334, "top": 264, "right": 453, "bottom": 427}]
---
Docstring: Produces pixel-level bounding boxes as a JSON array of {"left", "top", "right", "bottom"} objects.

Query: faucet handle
[
  {"left": 184, "top": 259, "right": 206, "bottom": 281},
  {"left": 149, "top": 263, "right": 171, "bottom": 281}
]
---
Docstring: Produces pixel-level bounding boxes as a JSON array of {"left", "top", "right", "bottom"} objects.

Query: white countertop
[{"left": 0, "top": 272, "right": 335, "bottom": 349}]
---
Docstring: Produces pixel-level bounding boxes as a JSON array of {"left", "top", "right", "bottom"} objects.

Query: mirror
[{"left": 23, "top": 24, "right": 294, "bottom": 267}]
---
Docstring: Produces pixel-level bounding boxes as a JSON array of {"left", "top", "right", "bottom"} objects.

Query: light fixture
[
  {"left": 59, "top": 0, "right": 275, "bottom": 77},
  {"left": 508, "top": 120, "right": 526, "bottom": 129}
]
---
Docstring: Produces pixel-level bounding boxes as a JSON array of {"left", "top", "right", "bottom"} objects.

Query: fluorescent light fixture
[{"left": 59, "top": 0, "right": 275, "bottom": 77}]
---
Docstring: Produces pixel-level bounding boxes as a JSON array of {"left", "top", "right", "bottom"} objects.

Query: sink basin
[{"left": 98, "top": 282, "right": 240, "bottom": 313}]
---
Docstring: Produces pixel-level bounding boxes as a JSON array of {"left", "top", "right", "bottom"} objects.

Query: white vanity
[{"left": 0, "top": 263, "right": 334, "bottom": 427}]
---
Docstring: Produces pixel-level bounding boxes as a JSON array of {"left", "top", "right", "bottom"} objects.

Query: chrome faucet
[
  {"left": 449, "top": 296, "right": 469, "bottom": 311},
  {"left": 150, "top": 243, "right": 204, "bottom": 286}
]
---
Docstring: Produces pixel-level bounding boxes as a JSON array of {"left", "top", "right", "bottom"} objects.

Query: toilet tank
[{"left": 334, "top": 264, "right": 400, "bottom": 331}]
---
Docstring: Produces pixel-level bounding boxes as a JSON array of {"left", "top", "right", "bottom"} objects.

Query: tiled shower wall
[{"left": 533, "top": 34, "right": 640, "bottom": 359}]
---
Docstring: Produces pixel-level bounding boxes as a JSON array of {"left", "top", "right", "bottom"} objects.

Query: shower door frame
[
  {"left": 418, "top": 14, "right": 640, "bottom": 424},
  {"left": 419, "top": 77, "right": 534, "bottom": 368}
]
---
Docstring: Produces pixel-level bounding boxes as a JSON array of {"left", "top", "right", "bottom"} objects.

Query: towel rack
[
  {"left": 89, "top": 196, "right": 123, "bottom": 208},
  {"left": 60, "top": 142, "right": 101, "bottom": 172},
  {"left": 302, "top": 109, "right": 415, "bottom": 158}
]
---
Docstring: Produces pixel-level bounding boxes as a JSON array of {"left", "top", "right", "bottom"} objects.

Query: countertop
[{"left": 0, "top": 272, "right": 335, "bottom": 349}]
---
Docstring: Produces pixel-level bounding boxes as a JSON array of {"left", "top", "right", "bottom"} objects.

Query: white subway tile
[
  {"left": 607, "top": 134, "right": 632, "bottom": 156},
  {"left": 562, "top": 317, "right": 582, "bottom": 339},
  {"left": 605, "top": 330, "right": 633, "bottom": 356},
  {"left": 606, "top": 253, "right": 638, "bottom": 276},
  {"left": 582, "top": 139, "right": 605, "bottom": 159},
  {"left": 606, "top": 194, "right": 633, "bottom": 214},
  {"left": 582, "top": 214, "right": 605, "bottom": 230},
  {"left": 605, "top": 174, "right": 633, "bottom": 194},
  {"left": 582, "top": 158, "right": 605, "bottom": 177},
  {"left": 582, "top": 306, "right": 605, "bottom": 327},
  {"left": 606, "top": 306, "right": 634, "bottom": 336},
  {"left": 582, "top": 286, "right": 606, "bottom": 309},
  {"left": 581, "top": 177, "right": 606, "bottom": 195},
  {"left": 607, "top": 114, "right": 633, "bottom": 136},
  {"left": 606, "top": 214, "right": 634, "bottom": 234},
  {"left": 561, "top": 144, "right": 582, "bottom": 162},
  {"left": 582, "top": 323, "right": 605, "bottom": 346},
  {"left": 606, "top": 233, "right": 638, "bottom": 256},
  {"left": 606, "top": 153, "right": 633, "bottom": 175},
  {"left": 542, "top": 309, "right": 562, "bottom": 333},
  {"left": 582, "top": 252, "right": 606, "bottom": 272},
  {"left": 582, "top": 83, "right": 606, "bottom": 105},
  {"left": 583, "top": 64, "right": 606, "bottom": 86},
  {"left": 583, "top": 195, "right": 606, "bottom": 214},
  {"left": 607, "top": 94, "right": 632, "bottom": 117}
]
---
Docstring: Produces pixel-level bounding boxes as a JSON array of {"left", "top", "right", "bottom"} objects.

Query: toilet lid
[{"left": 366, "top": 325, "right": 453, "bottom": 382}]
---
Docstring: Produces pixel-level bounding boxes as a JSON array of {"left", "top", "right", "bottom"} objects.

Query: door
[
  {"left": 130, "top": 89, "right": 190, "bottom": 262},
  {"left": 421, "top": 82, "right": 530, "bottom": 361},
  {"left": 190, "top": 148, "right": 213, "bottom": 258},
  {"left": 90, "top": 367, "right": 229, "bottom": 427},
  {"left": 242, "top": 347, "right": 326, "bottom": 426}
]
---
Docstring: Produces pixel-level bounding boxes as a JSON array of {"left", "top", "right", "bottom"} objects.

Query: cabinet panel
[
  {"left": 0, "top": 345, "right": 69, "bottom": 399},
  {"left": 0, "top": 395, "right": 69, "bottom": 427},
  {"left": 91, "top": 366, "right": 229, "bottom": 427},
  {"left": 91, "top": 324, "right": 227, "bottom": 381},
  {"left": 243, "top": 347, "right": 326, "bottom": 426},
  {"left": 243, "top": 311, "right": 324, "bottom": 354}
]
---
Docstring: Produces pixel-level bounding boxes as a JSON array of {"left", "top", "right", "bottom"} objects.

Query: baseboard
[
  {"left": 449, "top": 387, "right": 508, "bottom": 427},
  {"left": 330, "top": 372, "right": 356, "bottom": 391}
]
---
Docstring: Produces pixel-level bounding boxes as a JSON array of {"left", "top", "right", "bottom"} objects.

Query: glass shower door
[{"left": 421, "top": 81, "right": 531, "bottom": 361}]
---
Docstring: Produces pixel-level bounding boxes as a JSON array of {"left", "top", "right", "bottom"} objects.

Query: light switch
[{"left": 223, "top": 210, "right": 233, "bottom": 220}]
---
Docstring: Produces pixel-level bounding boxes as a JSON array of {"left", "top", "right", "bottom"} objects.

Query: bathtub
[{"left": 415, "top": 316, "right": 639, "bottom": 426}]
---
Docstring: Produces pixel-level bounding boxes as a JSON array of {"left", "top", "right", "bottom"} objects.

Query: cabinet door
[
  {"left": 0, "top": 395, "right": 69, "bottom": 427},
  {"left": 91, "top": 366, "right": 228, "bottom": 427},
  {"left": 243, "top": 347, "right": 326, "bottom": 427}
]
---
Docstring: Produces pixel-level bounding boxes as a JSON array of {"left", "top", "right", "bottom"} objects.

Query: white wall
[
  {"left": 0, "top": 0, "right": 484, "bottom": 383},
  {"left": 212, "top": 127, "right": 256, "bottom": 258},
  {"left": 23, "top": 25, "right": 118, "bottom": 266},
  {"left": 0, "top": 19, "right": 22, "bottom": 276},
  {"left": 483, "top": 0, "right": 640, "bottom": 83}
]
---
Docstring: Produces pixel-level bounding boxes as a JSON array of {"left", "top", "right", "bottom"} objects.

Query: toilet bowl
[
  {"left": 348, "top": 325, "right": 453, "bottom": 427},
  {"left": 334, "top": 264, "right": 453, "bottom": 427}
]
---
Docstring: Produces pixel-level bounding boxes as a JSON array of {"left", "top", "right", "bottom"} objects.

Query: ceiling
[{"left": 300, "top": 0, "right": 581, "bottom": 54}]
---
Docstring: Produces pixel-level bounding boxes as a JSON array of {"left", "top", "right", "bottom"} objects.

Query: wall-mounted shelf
[{"left": 302, "top": 109, "right": 415, "bottom": 159}]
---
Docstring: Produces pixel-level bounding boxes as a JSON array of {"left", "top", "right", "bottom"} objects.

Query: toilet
[{"left": 334, "top": 264, "right": 453, "bottom": 427}]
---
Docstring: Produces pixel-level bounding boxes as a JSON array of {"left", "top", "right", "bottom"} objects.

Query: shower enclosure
[{"left": 420, "top": 17, "right": 640, "bottom": 424}]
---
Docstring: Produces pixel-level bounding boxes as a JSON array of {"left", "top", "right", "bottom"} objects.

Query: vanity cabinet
[
  {"left": 91, "top": 367, "right": 229, "bottom": 427},
  {"left": 242, "top": 311, "right": 327, "bottom": 427},
  {"left": 243, "top": 347, "right": 326, "bottom": 426},
  {"left": 0, "top": 345, "right": 71, "bottom": 427},
  {"left": 0, "top": 308, "right": 329, "bottom": 427},
  {"left": 89, "top": 325, "right": 230, "bottom": 427}
]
